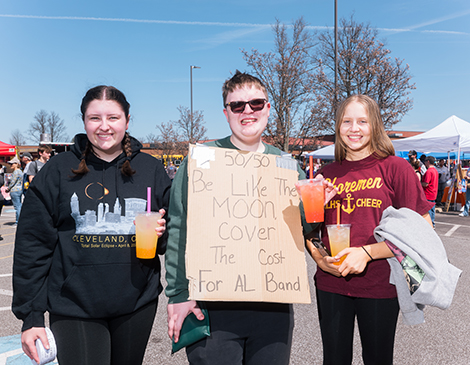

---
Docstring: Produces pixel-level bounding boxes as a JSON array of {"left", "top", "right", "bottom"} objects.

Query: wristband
[{"left": 362, "top": 246, "right": 373, "bottom": 261}]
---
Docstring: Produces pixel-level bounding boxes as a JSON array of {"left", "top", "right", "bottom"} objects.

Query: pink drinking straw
[
  {"left": 147, "top": 187, "right": 151, "bottom": 213},
  {"left": 337, "top": 202, "right": 341, "bottom": 228},
  {"left": 309, "top": 155, "right": 313, "bottom": 179}
]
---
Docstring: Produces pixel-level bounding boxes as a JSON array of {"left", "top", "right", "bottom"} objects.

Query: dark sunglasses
[{"left": 225, "top": 98, "right": 267, "bottom": 114}]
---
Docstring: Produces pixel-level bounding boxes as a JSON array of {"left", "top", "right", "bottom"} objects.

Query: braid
[
  {"left": 121, "top": 132, "right": 136, "bottom": 176},
  {"left": 123, "top": 132, "right": 133, "bottom": 157},
  {"left": 71, "top": 141, "right": 93, "bottom": 176}
]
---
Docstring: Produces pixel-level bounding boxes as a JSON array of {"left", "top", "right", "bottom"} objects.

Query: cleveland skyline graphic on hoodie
[{"left": 70, "top": 192, "right": 146, "bottom": 235}]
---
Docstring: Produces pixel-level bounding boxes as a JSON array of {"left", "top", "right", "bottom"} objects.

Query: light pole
[{"left": 190, "top": 65, "right": 201, "bottom": 143}]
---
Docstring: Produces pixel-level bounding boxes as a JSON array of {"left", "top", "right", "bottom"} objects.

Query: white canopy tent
[
  {"left": 307, "top": 144, "right": 335, "bottom": 159},
  {"left": 459, "top": 136, "right": 470, "bottom": 150},
  {"left": 391, "top": 115, "right": 470, "bottom": 161}
]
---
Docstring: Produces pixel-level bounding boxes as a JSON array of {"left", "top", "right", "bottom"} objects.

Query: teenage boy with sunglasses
[{"left": 165, "top": 70, "right": 334, "bottom": 364}]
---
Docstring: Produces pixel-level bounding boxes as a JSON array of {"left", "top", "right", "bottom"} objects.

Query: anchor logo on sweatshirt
[{"left": 341, "top": 194, "right": 355, "bottom": 214}]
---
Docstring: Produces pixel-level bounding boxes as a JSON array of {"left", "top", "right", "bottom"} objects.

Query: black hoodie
[{"left": 12, "top": 134, "right": 171, "bottom": 331}]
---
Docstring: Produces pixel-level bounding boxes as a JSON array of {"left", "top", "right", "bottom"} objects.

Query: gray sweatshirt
[{"left": 374, "top": 206, "right": 461, "bottom": 325}]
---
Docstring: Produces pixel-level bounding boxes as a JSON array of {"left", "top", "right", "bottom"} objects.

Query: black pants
[
  {"left": 50, "top": 300, "right": 157, "bottom": 365},
  {"left": 186, "top": 302, "right": 294, "bottom": 365},
  {"left": 316, "top": 289, "right": 399, "bottom": 365},
  {"left": 437, "top": 182, "right": 446, "bottom": 205}
]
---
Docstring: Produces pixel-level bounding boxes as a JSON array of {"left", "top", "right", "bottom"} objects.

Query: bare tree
[
  {"left": 143, "top": 133, "right": 158, "bottom": 144},
  {"left": 150, "top": 106, "right": 207, "bottom": 158},
  {"left": 157, "top": 121, "right": 185, "bottom": 157},
  {"left": 313, "top": 15, "right": 415, "bottom": 132},
  {"left": 174, "top": 106, "right": 207, "bottom": 145},
  {"left": 48, "top": 111, "right": 69, "bottom": 142},
  {"left": 10, "top": 129, "right": 27, "bottom": 146},
  {"left": 27, "top": 110, "right": 69, "bottom": 143},
  {"left": 242, "top": 17, "right": 319, "bottom": 153},
  {"left": 28, "top": 110, "right": 49, "bottom": 143}
]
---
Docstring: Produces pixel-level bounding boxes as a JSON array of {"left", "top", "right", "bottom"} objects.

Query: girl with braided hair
[{"left": 13, "top": 85, "right": 171, "bottom": 365}]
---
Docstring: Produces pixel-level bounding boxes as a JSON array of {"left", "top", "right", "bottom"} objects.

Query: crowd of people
[
  {"left": 404, "top": 150, "right": 469, "bottom": 218},
  {"left": 2, "top": 72, "right": 462, "bottom": 365},
  {"left": 0, "top": 145, "right": 53, "bottom": 228}
]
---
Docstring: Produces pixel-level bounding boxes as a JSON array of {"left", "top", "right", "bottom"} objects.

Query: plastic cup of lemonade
[
  {"left": 297, "top": 178, "right": 325, "bottom": 223},
  {"left": 326, "top": 224, "right": 351, "bottom": 265},
  {"left": 135, "top": 211, "right": 162, "bottom": 259}
]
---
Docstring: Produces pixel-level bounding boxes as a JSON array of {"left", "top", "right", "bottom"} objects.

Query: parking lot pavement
[
  {"left": 0, "top": 208, "right": 44, "bottom": 364},
  {"left": 1, "top": 207, "right": 469, "bottom": 364},
  {"left": 434, "top": 207, "right": 470, "bottom": 238}
]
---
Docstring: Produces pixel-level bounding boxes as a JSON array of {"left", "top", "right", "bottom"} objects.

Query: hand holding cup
[{"left": 135, "top": 208, "right": 166, "bottom": 259}]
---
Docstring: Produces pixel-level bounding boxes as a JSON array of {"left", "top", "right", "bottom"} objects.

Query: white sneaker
[{"left": 459, "top": 213, "right": 466, "bottom": 217}]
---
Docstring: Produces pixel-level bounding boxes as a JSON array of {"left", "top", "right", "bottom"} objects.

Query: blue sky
[{"left": 0, "top": 0, "right": 469, "bottom": 144}]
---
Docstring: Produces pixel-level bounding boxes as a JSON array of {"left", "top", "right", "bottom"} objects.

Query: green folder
[{"left": 171, "top": 307, "right": 210, "bottom": 354}]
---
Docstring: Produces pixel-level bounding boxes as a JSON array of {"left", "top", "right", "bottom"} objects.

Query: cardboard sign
[{"left": 186, "top": 144, "right": 311, "bottom": 304}]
